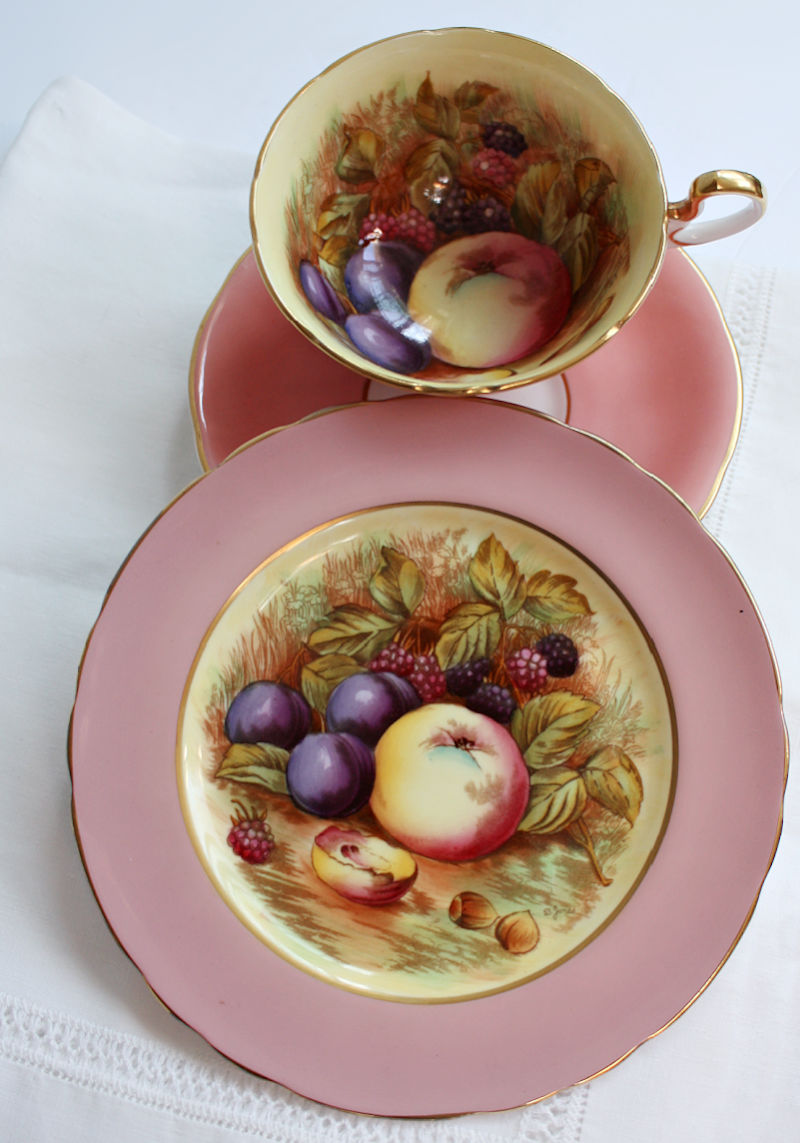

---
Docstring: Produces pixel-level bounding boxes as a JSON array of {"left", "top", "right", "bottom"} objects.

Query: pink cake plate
[
  {"left": 71, "top": 397, "right": 785, "bottom": 1119},
  {"left": 190, "top": 247, "right": 741, "bottom": 516}
]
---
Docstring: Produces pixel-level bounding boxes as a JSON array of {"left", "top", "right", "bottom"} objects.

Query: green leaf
[
  {"left": 510, "top": 691, "right": 600, "bottom": 769},
  {"left": 524, "top": 569, "right": 592, "bottom": 623},
  {"left": 434, "top": 602, "right": 502, "bottom": 670},
  {"left": 468, "top": 534, "right": 527, "bottom": 620},
  {"left": 583, "top": 745, "right": 643, "bottom": 825},
  {"left": 316, "top": 192, "right": 371, "bottom": 241},
  {"left": 511, "top": 161, "right": 561, "bottom": 239},
  {"left": 300, "top": 654, "right": 362, "bottom": 715},
  {"left": 414, "top": 73, "right": 461, "bottom": 139},
  {"left": 307, "top": 605, "right": 399, "bottom": 662},
  {"left": 556, "top": 212, "right": 599, "bottom": 292},
  {"left": 519, "top": 766, "right": 587, "bottom": 834},
  {"left": 335, "top": 129, "right": 384, "bottom": 183},
  {"left": 215, "top": 743, "right": 289, "bottom": 795},
  {"left": 404, "top": 139, "right": 460, "bottom": 215},
  {"left": 369, "top": 547, "right": 425, "bottom": 618}
]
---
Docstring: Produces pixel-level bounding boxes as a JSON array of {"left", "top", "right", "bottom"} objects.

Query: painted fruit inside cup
[
  {"left": 224, "top": 681, "right": 312, "bottom": 750},
  {"left": 344, "top": 241, "right": 424, "bottom": 313},
  {"left": 407, "top": 231, "right": 572, "bottom": 368},
  {"left": 286, "top": 731, "right": 375, "bottom": 817},
  {"left": 298, "top": 260, "right": 347, "bottom": 324},
  {"left": 311, "top": 825, "right": 418, "bottom": 905},
  {"left": 371, "top": 703, "right": 529, "bottom": 861},
  {"left": 326, "top": 671, "right": 421, "bottom": 747},
  {"left": 345, "top": 312, "right": 431, "bottom": 374}
]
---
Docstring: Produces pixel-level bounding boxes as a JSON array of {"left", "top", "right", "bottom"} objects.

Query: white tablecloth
[{"left": 0, "top": 76, "right": 796, "bottom": 1142}]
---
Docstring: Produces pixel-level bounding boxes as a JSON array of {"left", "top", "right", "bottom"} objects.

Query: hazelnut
[
  {"left": 448, "top": 891, "right": 499, "bottom": 930},
  {"left": 495, "top": 910, "right": 540, "bottom": 954}
]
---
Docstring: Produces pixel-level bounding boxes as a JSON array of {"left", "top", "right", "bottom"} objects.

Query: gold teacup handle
[{"left": 667, "top": 170, "right": 765, "bottom": 245}]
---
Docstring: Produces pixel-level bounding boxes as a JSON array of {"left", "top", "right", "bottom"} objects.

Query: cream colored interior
[{"left": 251, "top": 28, "right": 668, "bottom": 394}]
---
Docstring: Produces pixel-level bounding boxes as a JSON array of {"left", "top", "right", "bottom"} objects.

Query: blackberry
[
  {"left": 408, "top": 654, "right": 447, "bottom": 702},
  {"left": 466, "top": 682, "right": 516, "bottom": 723},
  {"left": 536, "top": 633, "right": 579, "bottom": 677},
  {"left": 368, "top": 643, "right": 415, "bottom": 677},
  {"left": 462, "top": 196, "right": 512, "bottom": 234},
  {"left": 506, "top": 646, "right": 549, "bottom": 694},
  {"left": 432, "top": 183, "right": 470, "bottom": 234},
  {"left": 471, "top": 147, "right": 518, "bottom": 190},
  {"left": 481, "top": 121, "right": 527, "bottom": 158},
  {"left": 445, "top": 657, "right": 491, "bottom": 697},
  {"left": 227, "top": 803, "right": 274, "bottom": 865}
]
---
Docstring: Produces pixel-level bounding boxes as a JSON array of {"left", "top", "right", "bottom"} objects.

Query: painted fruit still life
[
  {"left": 178, "top": 505, "right": 675, "bottom": 1003},
  {"left": 287, "top": 73, "right": 630, "bottom": 380}
]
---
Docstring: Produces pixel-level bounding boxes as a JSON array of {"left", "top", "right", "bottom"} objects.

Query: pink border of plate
[
  {"left": 71, "top": 398, "right": 785, "bottom": 1117},
  {"left": 190, "top": 249, "right": 741, "bottom": 516}
]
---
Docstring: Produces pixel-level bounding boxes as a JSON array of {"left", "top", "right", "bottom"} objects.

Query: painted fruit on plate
[
  {"left": 178, "top": 504, "right": 674, "bottom": 1003},
  {"left": 371, "top": 704, "right": 530, "bottom": 860},
  {"left": 311, "top": 825, "right": 418, "bottom": 904},
  {"left": 326, "top": 670, "right": 421, "bottom": 747},
  {"left": 224, "top": 680, "right": 311, "bottom": 749},
  {"left": 286, "top": 731, "right": 375, "bottom": 817}
]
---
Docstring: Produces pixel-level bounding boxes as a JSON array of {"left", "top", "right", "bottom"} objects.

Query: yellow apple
[
  {"left": 371, "top": 704, "right": 530, "bottom": 861},
  {"left": 406, "top": 231, "right": 571, "bottom": 368}
]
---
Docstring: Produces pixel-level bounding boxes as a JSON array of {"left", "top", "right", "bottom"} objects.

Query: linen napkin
[
  {"left": 0, "top": 78, "right": 590, "bottom": 1142},
  {"left": 579, "top": 256, "right": 800, "bottom": 1143}
]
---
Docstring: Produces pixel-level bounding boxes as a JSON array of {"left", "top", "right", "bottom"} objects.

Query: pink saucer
[{"left": 190, "top": 248, "right": 740, "bottom": 516}]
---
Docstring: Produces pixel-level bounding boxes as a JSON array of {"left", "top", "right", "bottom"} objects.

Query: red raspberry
[
  {"left": 359, "top": 209, "right": 436, "bottom": 254},
  {"left": 471, "top": 148, "right": 518, "bottom": 190},
  {"left": 409, "top": 654, "right": 447, "bottom": 702},
  {"left": 359, "top": 211, "right": 399, "bottom": 244},
  {"left": 369, "top": 643, "right": 416, "bottom": 677},
  {"left": 506, "top": 647, "right": 549, "bottom": 694},
  {"left": 227, "top": 803, "right": 274, "bottom": 865},
  {"left": 393, "top": 208, "right": 437, "bottom": 253}
]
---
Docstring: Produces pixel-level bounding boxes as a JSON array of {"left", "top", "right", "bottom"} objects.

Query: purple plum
[
  {"left": 344, "top": 242, "right": 424, "bottom": 313},
  {"left": 286, "top": 732, "right": 375, "bottom": 817},
  {"left": 326, "top": 671, "right": 421, "bottom": 747},
  {"left": 225, "top": 681, "right": 311, "bottom": 750},
  {"left": 299, "top": 261, "right": 347, "bottom": 324},
  {"left": 345, "top": 312, "right": 431, "bottom": 374}
]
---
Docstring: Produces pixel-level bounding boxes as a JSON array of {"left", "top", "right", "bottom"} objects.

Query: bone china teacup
[{"left": 250, "top": 28, "right": 764, "bottom": 395}]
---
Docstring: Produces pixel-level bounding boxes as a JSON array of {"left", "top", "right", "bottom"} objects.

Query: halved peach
[{"left": 311, "top": 825, "right": 417, "bottom": 905}]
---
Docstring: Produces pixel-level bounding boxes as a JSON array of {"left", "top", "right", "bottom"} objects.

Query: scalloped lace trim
[
  {"left": 0, "top": 992, "right": 588, "bottom": 1141},
  {"left": 703, "top": 262, "right": 776, "bottom": 538}
]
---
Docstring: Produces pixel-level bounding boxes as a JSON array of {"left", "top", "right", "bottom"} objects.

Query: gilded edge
[{"left": 67, "top": 396, "right": 787, "bottom": 1118}]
